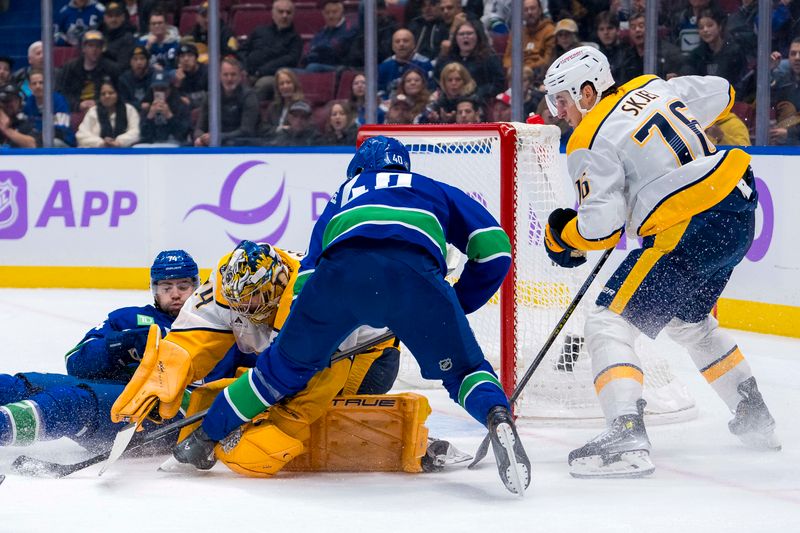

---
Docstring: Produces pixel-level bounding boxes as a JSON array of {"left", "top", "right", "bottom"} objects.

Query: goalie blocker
[{"left": 180, "top": 380, "right": 431, "bottom": 476}]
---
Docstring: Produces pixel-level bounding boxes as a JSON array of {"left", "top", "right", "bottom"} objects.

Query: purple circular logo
[
  {"left": 746, "top": 177, "right": 773, "bottom": 262},
  {"left": 184, "top": 160, "right": 291, "bottom": 244}
]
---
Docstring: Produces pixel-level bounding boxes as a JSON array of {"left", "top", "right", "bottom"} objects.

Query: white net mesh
[{"left": 365, "top": 124, "right": 696, "bottom": 425}]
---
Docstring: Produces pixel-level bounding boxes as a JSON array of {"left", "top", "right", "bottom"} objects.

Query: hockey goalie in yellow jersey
[
  {"left": 111, "top": 241, "right": 465, "bottom": 476},
  {"left": 541, "top": 47, "right": 780, "bottom": 478}
]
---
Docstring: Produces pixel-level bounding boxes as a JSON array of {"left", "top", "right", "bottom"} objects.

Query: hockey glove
[
  {"left": 110, "top": 324, "right": 195, "bottom": 424},
  {"left": 545, "top": 208, "right": 587, "bottom": 269},
  {"left": 105, "top": 328, "right": 149, "bottom": 367}
]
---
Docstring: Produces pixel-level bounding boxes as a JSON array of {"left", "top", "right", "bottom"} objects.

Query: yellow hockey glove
[{"left": 110, "top": 324, "right": 195, "bottom": 423}]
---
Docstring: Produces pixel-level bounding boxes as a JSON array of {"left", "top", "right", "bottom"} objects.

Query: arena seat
[
  {"left": 297, "top": 71, "right": 337, "bottom": 106},
  {"left": 336, "top": 69, "right": 358, "bottom": 100},
  {"left": 293, "top": 8, "right": 325, "bottom": 36},
  {"left": 230, "top": 4, "right": 272, "bottom": 37},
  {"left": 54, "top": 46, "right": 80, "bottom": 68}
]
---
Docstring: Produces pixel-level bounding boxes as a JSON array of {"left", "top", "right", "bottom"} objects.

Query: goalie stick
[
  {"left": 468, "top": 248, "right": 614, "bottom": 469},
  {"left": 12, "top": 329, "right": 397, "bottom": 478}
]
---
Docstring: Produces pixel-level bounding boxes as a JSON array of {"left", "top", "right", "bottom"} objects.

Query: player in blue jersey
[
  {"left": 0, "top": 250, "right": 199, "bottom": 452},
  {"left": 113, "top": 136, "right": 532, "bottom": 494}
]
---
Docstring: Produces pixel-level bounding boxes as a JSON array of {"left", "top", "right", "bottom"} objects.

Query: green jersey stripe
[
  {"left": 322, "top": 205, "right": 447, "bottom": 257},
  {"left": 466, "top": 227, "right": 511, "bottom": 262},
  {"left": 458, "top": 371, "right": 503, "bottom": 407},
  {"left": 293, "top": 270, "right": 313, "bottom": 297},
  {"left": 473, "top": 252, "right": 512, "bottom": 264},
  {"left": 3, "top": 401, "right": 40, "bottom": 445},
  {"left": 224, "top": 369, "right": 271, "bottom": 422}
]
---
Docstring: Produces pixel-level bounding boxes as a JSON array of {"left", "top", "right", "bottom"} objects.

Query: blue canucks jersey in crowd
[{"left": 55, "top": 0, "right": 105, "bottom": 46}]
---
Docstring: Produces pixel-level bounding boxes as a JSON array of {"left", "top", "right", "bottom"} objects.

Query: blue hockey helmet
[
  {"left": 346, "top": 135, "right": 411, "bottom": 178},
  {"left": 150, "top": 249, "right": 200, "bottom": 289}
]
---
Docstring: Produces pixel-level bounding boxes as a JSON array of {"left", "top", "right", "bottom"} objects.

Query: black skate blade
[{"left": 493, "top": 423, "right": 530, "bottom": 496}]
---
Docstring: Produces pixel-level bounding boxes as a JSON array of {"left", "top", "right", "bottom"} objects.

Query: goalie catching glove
[
  {"left": 110, "top": 324, "right": 195, "bottom": 423},
  {"left": 545, "top": 208, "right": 588, "bottom": 269}
]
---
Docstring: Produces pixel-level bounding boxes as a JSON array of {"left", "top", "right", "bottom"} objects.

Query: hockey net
[{"left": 358, "top": 123, "right": 696, "bottom": 425}]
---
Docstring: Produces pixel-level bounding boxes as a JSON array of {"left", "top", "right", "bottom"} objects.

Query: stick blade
[
  {"left": 98, "top": 422, "right": 138, "bottom": 476},
  {"left": 467, "top": 434, "right": 491, "bottom": 469},
  {"left": 12, "top": 455, "right": 70, "bottom": 478}
]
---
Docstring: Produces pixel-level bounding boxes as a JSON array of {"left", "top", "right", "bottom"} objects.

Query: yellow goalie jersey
[
  {"left": 166, "top": 247, "right": 389, "bottom": 384},
  {"left": 561, "top": 74, "right": 751, "bottom": 250}
]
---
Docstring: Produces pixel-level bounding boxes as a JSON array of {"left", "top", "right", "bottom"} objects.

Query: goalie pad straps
[
  {"left": 110, "top": 325, "right": 194, "bottom": 423},
  {"left": 215, "top": 419, "right": 305, "bottom": 478}
]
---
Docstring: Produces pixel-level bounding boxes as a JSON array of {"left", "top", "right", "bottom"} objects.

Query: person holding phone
[{"left": 136, "top": 70, "right": 191, "bottom": 146}]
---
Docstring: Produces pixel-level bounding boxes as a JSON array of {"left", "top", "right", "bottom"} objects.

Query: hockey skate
[
  {"left": 728, "top": 377, "right": 781, "bottom": 451},
  {"left": 486, "top": 406, "right": 531, "bottom": 495},
  {"left": 421, "top": 438, "right": 473, "bottom": 472},
  {"left": 569, "top": 399, "right": 654, "bottom": 479}
]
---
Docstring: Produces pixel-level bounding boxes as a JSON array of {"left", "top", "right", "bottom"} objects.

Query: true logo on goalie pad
[
  {"left": 330, "top": 398, "right": 397, "bottom": 407},
  {"left": 439, "top": 358, "right": 453, "bottom": 371}
]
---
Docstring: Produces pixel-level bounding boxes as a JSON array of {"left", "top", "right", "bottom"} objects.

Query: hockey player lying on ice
[
  {"left": 112, "top": 136, "right": 532, "bottom": 495},
  {"left": 0, "top": 250, "right": 201, "bottom": 452},
  {"left": 541, "top": 46, "right": 780, "bottom": 478}
]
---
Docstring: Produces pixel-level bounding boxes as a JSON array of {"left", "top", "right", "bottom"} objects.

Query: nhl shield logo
[
  {"left": 0, "top": 172, "right": 27, "bottom": 239},
  {"left": 439, "top": 358, "right": 453, "bottom": 371}
]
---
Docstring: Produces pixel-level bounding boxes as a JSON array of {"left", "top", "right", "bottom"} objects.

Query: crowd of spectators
[{"left": 4, "top": 0, "right": 800, "bottom": 148}]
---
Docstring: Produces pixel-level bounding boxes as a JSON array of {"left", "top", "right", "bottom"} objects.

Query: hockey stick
[
  {"left": 468, "top": 249, "right": 614, "bottom": 469},
  {"left": 11, "top": 330, "right": 396, "bottom": 478}
]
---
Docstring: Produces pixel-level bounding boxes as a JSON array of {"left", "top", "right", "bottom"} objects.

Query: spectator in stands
[
  {"left": 137, "top": 71, "right": 191, "bottom": 146},
  {"left": 0, "top": 57, "right": 11, "bottom": 87},
  {"left": 55, "top": 0, "right": 105, "bottom": 47},
  {"left": 76, "top": 77, "right": 140, "bottom": 147},
  {"left": 349, "top": 72, "right": 385, "bottom": 125},
  {"left": 244, "top": 0, "right": 303, "bottom": 103},
  {"left": 173, "top": 43, "right": 208, "bottom": 110},
  {"left": 455, "top": 96, "right": 482, "bottom": 123},
  {"left": 437, "top": 0, "right": 479, "bottom": 61},
  {"left": 191, "top": 1, "right": 238, "bottom": 63},
  {"left": 270, "top": 100, "right": 321, "bottom": 146},
  {"left": 706, "top": 112, "right": 751, "bottom": 146},
  {"left": 384, "top": 94, "right": 415, "bottom": 124},
  {"left": 392, "top": 66, "right": 432, "bottom": 123},
  {"left": 194, "top": 57, "right": 258, "bottom": 147},
  {"left": 625, "top": 11, "right": 683, "bottom": 81},
  {"left": 553, "top": 19, "right": 586, "bottom": 57},
  {"left": 771, "top": 37, "right": 800, "bottom": 145},
  {"left": 409, "top": 0, "right": 448, "bottom": 63},
  {"left": 13, "top": 42, "right": 43, "bottom": 98},
  {"left": 595, "top": 11, "right": 637, "bottom": 85},
  {"left": 320, "top": 101, "right": 358, "bottom": 145},
  {"left": 670, "top": 0, "right": 717, "bottom": 56},
  {"left": 680, "top": 8, "right": 748, "bottom": 93},
  {"left": 493, "top": 89, "right": 512, "bottom": 121},
  {"left": 302, "top": 0, "right": 356, "bottom": 73},
  {"left": 347, "top": 0, "right": 399, "bottom": 68},
  {"left": 101, "top": 2, "right": 137, "bottom": 69},
  {"left": 726, "top": 0, "right": 757, "bottom": 56},
  {"left": 57, "top": 30, "right": 122, "bottom": 113},
  {"left": 23, "top": 69, "right": 76, "bottom": 148},
  {"left": 482, "top": 0, "right": 512, "bottom": 35},
  {"left": 378, "top": 29, "right": 434, "bottom": 98},
  {"left": 260, "top": 68, "right": 304, "bottom": 139},
  {"left": 503, "top": 0, "right": 555, "bottom": 77},
  {"left": 426, "top": 61, "right": 476, "bottom": 123},
  {"left": 0, "top": 84, "right": 39, "bottom": 148},
  {"left": 119, "top": 46, "right": 155, "bottom": 111},
  {"left": 438, "top": 19, "right": 505, "bottom": 102},
  {"left": 138, "top": 10, "right": 180, "bottom": 71},
  {"left": 123, "top": 0, "right": 140, "bottom": 31}
]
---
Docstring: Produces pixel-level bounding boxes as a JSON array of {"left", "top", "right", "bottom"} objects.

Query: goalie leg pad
[
  {"left": 216, "top": 419, "right": 305, "bottom": 478},
  {"left": 285, "top": 393, "right": 431, "bottom": 473}
]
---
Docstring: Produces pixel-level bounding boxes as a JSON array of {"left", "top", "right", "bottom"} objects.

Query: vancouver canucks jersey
[
  {"left": 65, "top": 304, "right": 174, "bottom": 380},
  {"left": 561, "top": 74, "right": 751, "bottom": 250},
  {"left": 295, "top": 169, "right": 512, "bottom": 315}
]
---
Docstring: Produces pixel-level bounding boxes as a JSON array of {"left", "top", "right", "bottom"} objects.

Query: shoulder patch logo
[{"left": 136, "top": 314, "right": 155, "bottom": 326}]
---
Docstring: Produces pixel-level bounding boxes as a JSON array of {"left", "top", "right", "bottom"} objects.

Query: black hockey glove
[
  {"left": 173, "top": 426, "right": 218, "bottom": 470},
  {"left": 105, "top": 328, "right": 150, "bottom": 367},
  {"left": 544, "top": 208, "right": 587, "bottom": 269}
]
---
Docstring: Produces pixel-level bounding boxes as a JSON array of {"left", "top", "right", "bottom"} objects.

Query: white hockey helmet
[{"left": 543, "top": 46, "right": 615, "bottom": 117}]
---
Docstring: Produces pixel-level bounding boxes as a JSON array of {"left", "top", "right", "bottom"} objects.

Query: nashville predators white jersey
[{"left": 559, "top": 74, "right": 751, "bottom": 250}]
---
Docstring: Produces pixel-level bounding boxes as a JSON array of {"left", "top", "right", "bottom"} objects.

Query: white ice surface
[{"left": 0, "top": 288, "right": 798, "bottom": 533}]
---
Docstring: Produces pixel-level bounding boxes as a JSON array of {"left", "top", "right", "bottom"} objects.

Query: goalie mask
[
  {"left": 543, "top": 46, "right": 614, "bottom": 118},
  {"left": 221, "top": 241, "right": 289, "bottom": 324}
]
